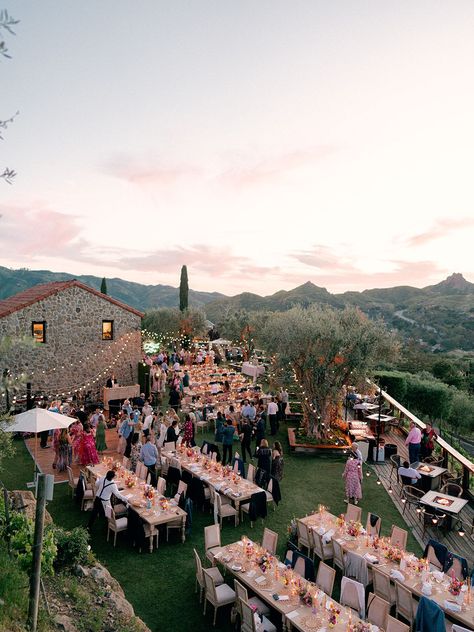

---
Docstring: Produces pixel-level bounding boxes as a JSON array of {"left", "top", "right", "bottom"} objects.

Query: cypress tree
[
  {"left": 179, "top": 265, "right": 188, "bottom": 312},
  {"left": 100, "top": 277, "right": 108, "bottom": 295}
]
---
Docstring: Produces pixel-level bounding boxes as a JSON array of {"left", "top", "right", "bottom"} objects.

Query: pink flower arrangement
[
  {"left": 327, "top": 602, "right": 341, "bottom": 628},
  {"left": 347, "top": 520, "right": 362, "bottom": 537},
  {"left": 257, "top": 553, "right": 273, "bottom": 574},
  {"left": 385, "top": 546, "right": 403, "bottom": 564},
  {"left": 143, "top": 485, "right": 155, "bottom": 501},
  {"left": 350, "top": 622, "right": 371, "bottom": 632},
  {"left": 159, "top": 497, "right": 170, "bottom": 511},
  {"left": 449, "top": 575, "right": 463, "bottom": 596}
]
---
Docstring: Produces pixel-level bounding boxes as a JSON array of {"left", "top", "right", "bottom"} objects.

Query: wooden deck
[
  {"left": 371, "top": 428, "right": 474, "bottom": 566},
  {"left": 24, "top": 428, "right": 120, "bottom": 483}
]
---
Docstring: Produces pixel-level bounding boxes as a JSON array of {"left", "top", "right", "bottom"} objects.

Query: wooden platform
[
  {"left": 24, "top": 428, "right": 120, "bottom": 483},
  {"left": 371, "top": 428, "right": 474, "bottom": 566}
]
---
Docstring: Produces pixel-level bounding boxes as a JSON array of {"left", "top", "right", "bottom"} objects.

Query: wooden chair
[
  {"left": 386, "top": 615, "right": 409, "bottom": 632},
  {"left": 234, "top": 579, "right": 270, "bottom": 618},
  {"left": 340, "top": 576, "right": 365, "bottom": 619},
  {"left": 261, "top": 528, "right": 278, "bottom": 555},
  {"left": 345, "top": 503, "right": 362, "bottom": 523},
  {"left": 196, "top": 418, "right": 209, "bottom": 433},
  {"left": 156, "top": 476, "right": 166, "bottom": 496},
  {"left": 390, "top": 525, "right": 408, "bottom": 550},
  {"left": 122, "top": 456, "right": 131, "bottom": 469},
  {"left": 67, "top": 466, "right": 79, "bottom": 498},
  {"left": 204, "top": 524, "right": 222, "bottom": 565},
  {"left": 215, "top": 493, "right": 238, "bottom": 527},
  {"left": 193, "top": 548, "right": 223, "bottom": 603},
  {"left": 394, "top": 581, "right": 416, "bottom": 628},
  {"left": 176, "top": 480, "right": 188, "bottom": 498},
  {"left": 246, "top": 463, "right": 256, "bottom": 483},
  {"left": 373, "top": 567, "right": 396, "bottom": 606},
  {"left": 311, "top": 530, "right": 334, "bottom": 563},
  {"left": 315, "top": 561, "right": 336, "bottom": 597},
  {"left": 296, "top": 520, "right": 312, "bottom": 556},
  {"left": 440, "top": 483, "right": 463, "bottom": 497},
  {"left": 163, "top": 441, "right": 176, "bottom": 452},
  {"left": 332, "top": 538, "right": 346, "bottom": 573},
  {"left": 367, "top": 593, "right": 389, "bottom": 630},
  {"left": 240, "top": 597, "right": 276, "bottom": 632},
  {"left": 421, "top": 509, "right": 447, "bottom": 538},
  {"left": 80, "top": 477, "right": 94, "bottom": 511},
  {"left": 166, "top": 514, "right": 184, "bottom": 542},
  {"left": 366, "top": 512, "right": 381, "bottom": 537},
  {"left": 105, "top": 504, "right": 128, "bottom": 547},
  {"left": 202, "top": 569, "right": 236, "bottom": 626},
  {"left": 265, "top": 478, "right": 276, "bottom": 512}
]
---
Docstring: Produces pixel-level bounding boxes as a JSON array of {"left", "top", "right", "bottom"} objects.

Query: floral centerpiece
[
  {"left": 203, "top": 459, "right": 211, "bottom": 471},
  {"left": 347, "top": 520, "right": 363, "bottom": 537},
  {"left": 232, "top": 472, "right": 241, "bottom": 484},
  {"left": 449, "top": 575, "right": 463, "bottom": 596},
  {"left": 327, "top": 602, "right": 341, "bottom": 628},
  {"left": 223, "top": 465, "right": 232, "bottom": 478},
  {"left": 410, "top": 557, "right": 427, "bottom": 574},
  {"left": 385, "top": 545, "right": 403, "bottom": 564},
  {"left": 299, "top": 583, "right": 313, "bottom": 607},
  {"left": 349, "top": 622, "right": 371, "bottom": 632},
  {"left": 336, "top": 514, "right": 346, "bottom": 529},
  {"left": 159, "top": 497, "right": 170, "bottom": 511},
  {"left": 143, "top": 485, "right": 155, "bottom": 501},
  {"left": 245, "top": 539, "right": 254, "bottom": 559},
  {"left": 257, "top": 552, "right": 273, "bottom": 574},
  {"left": 186, "top": 448, "right": 194, "bottom": 458},
  {"left": 124, "top": 474, "right": 136, "bottom": 488},
  {"left": 372, "top": 535, "right": 380, "bottom": 550}
]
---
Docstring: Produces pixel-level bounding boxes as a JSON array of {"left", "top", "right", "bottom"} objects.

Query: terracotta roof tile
[{"left": 0, "top": 280, "right": 144, "bottom": 319}]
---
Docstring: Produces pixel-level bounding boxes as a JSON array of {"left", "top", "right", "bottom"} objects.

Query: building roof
[{"left": 0, "top": 280, "right": 144, "bottom": 319}]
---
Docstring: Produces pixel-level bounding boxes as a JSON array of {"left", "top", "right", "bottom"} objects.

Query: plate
[{"left": 231, "top": 564, "right": 242, "bottom": 571}]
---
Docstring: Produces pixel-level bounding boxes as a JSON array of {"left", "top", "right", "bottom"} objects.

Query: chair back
[
  {"left": 163, "top": 441, "right": 175, "bottom": 452},
  {"left": 400, "top": 474, "right": 412, "bottom": 486},
  {"left": 67, "top": 466, "right": 75, "bottom": 487},
  {"left": 240, "top": 598, "right": 256, "bottom": 632},
  {"left": 177, "top": 480, "right": 188, "bottom": 497},
  {"left": 425, "top": 543, "right": 444, "bottom": 571},
  {"left": 373, "top": 567, "right": 392, "bottom": 603},
  {"left": 366, "top": 512, "right": 381, "bottom": 536},
  {"left": 176, "top": 436, "right": 182, "bottom": 446},
  {"left": 390, "top": 525, "right": 408, "bottom": 550},
  {"left": 293, "top": 556, "right": 306, "bottom": 578},
  {"left": 202, "top": 443, "right": 208, "bottom": 454},
  {"left": 157, "top": 477, "right": 166, "bottom": 496},
  {"left": 367, "top": 592, "right": 389, "bottom": 629},
  {"left": 390, "top": 454, "right": 402, "bottom": 468},
  {"left": 297, "top": 520, "right": 310, "bottom": 547},
  {"left": 136, "top": 462, "right": 147, "bottom": 480},
  {"left": 202, "top": 569, "right": 217, "bottom": 603},
  {"left": 395, "top": 581, "right": 415, "bottom": 623},
  {"left": 312, "top": 530, "right": 325, "bottom": 560},
  {"left": 193, "top": 548, "right": 203, "bottom": 585},
  {"left": 445, "top": 555, "right": 466, "bottom": 580},
  {"left": 211, "top": 451, "right": 217, "bottom": 462},
  {"left": 340, "top": 577, "right": 365, "bottom": 619},
  {"left": 316, "top": 561, "right": 336, "bottom": 597},
  {"left": 160, "top": 455, "right": 169, "bottom": 477},
  {"left": 204, "top": 523, "right": 221, "bottom": 552},
  {"left": 247, "top": 463, "right": 256, "bottom": 482},
  {"left": 233, "top": 460, "right": 240, "bottom": 473},
  {"left": 386, "top": 614, "right": 409, "bottom": 632},
  {"left": 441, "top": 483, "right": 462, "bottom": 497},
  {"left": 332, "top": 538, "right": 345, "bottom": 571},
  {"left": 345, "top": 503, "right": 362, "bottom": 523},
  {"left": 234, "top": 579, "right": 248, "bottom": 605},
  {"left": 452, "top": 625, "right": 473, "bottom": 632},
  {"left": 122, "top": 456, "right": 130, "bottom": 469},
  {"left": 262, "top": 528, "right": 278, "bottom": 555}
]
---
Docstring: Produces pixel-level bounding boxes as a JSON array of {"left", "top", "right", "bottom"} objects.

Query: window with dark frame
[
  {"left": 32, "top": 321, "right": 46, "bottom": 343},
  {"left": 102, "top": 320, "right": 114, "bottom": 340}
]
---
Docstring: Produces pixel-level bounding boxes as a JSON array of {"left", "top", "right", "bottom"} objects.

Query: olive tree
[{"left": 259, "top": 305, "right": 397, "bottom": 438}]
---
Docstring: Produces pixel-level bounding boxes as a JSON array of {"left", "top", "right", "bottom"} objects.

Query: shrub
[
  {"left": 53, "top": 526, "right": 91, "bottom": 570},
  {"left": 373, "top": 370, "right": 407, "bottom": 402}
]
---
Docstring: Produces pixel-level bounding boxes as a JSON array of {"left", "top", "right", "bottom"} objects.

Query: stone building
[{"left": 0, "top": 280, "right": 143, "bottom": 402}]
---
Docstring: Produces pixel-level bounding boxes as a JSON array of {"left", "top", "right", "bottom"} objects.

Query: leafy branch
[{"left": 0, "top": 9, "right": 19, "bottom": 58}]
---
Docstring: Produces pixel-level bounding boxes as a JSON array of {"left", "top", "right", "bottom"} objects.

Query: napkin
[
  {"left": 315, "top": 526, "right": 326, "bottom": 535},
  {"left": 422, "top": 582, "right": 432, "bottom": 596},
  {"left": 390, "top": 570, "right": 405, "bottom": 582},
  {"left": 286, "top": 610, "right": 299, "bottom": 620},
  {"left": 277, "top": 595, "right": 289, "bottom": 601},
  {"left": 444, "top": 600, "right": 461, "bottom": 612},
  {"left": 323, "top": 529, "right": 335, "bottom": 544},
  {"left": 213, "top": 551, "right": 223, "bottom": 559},
  {"left": 364, "top": 553, "right": 379, "bottom": 564},
  {"left": 246, "top": 570, "right": 256, "bottom": 578},
  {"left": 432, "top": 571, "right": 444, "bottom": 582},
  {"left": 255, "top": 576, "right": 266, "bottom": 585}
]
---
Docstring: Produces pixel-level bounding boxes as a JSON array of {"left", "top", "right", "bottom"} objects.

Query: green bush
[
  {"left": 373, "top": 370, "right": 407, "bottom": 402},
  {"left": 53, "top": 526, "right": 91, "bottom": 570},
  {"left": 405, "top": 374, "right": 452, "bottom": 421}
]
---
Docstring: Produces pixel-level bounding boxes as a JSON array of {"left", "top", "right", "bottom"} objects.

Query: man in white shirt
[
  {"left": 87, "top": 470, "right": 129, "bottom": 529},
  {"left": 142, "top": 412, "right": 154, "bottom": 438},
  {"left": 398, "top": 460, "right": 422, "bottom": 485},
  {"left": 267, "top": 397, "right": 279, "bottom": 435}
]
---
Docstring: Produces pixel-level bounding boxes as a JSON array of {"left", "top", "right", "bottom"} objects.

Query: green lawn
[{"left": 3, "top": 426, "right": 421, "bottom": 632}]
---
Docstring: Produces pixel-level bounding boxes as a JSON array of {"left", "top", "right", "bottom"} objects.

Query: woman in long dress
[
  {"left": 95, "top": 414, "right": 108, "bottom": 453},
  {"left": 78, "top": 424, "right": 99, "bottom": 466},
  {"left": 343, "top": 456, "right": 362, "bottom": 505},
  {"left": 57, "top": 429, "right": 72, "bottom": 472}
]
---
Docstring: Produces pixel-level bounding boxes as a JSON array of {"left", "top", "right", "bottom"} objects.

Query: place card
[
  {"left": 287, "top": 609, "right": 299, "bottom": 619},
  {"left": 277, "top": 595, "right": 289, "bottom": 601},
  {"left": 255, "top": 575, "right": 266, "bottom": 584}
]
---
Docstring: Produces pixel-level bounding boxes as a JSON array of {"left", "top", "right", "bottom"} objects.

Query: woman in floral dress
[
  {"left": 342, "top": 456, "right": 362, "bottom": 505},
  {"left": 69, "top": 419, "right": 83, "bottom": 463},
  {"left": 78, "top": 424, "right": 99, "bottom": 466}
]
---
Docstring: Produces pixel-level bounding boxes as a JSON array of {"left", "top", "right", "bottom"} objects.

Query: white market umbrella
[{"left": 6, "top": 408, "right": 74, "bottom": 480}]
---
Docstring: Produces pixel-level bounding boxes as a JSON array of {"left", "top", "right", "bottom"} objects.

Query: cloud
[
  {"left": 220, "top": 146, "right": 336, "bottom": 188},
  {"left": 406, "top": 217, "right": 474, "bottom": 247},
  {"left": 105, "top": 157, "right": 202, "bottom": 186},
  {"left": 293, "top": 244, "right": 356, "bottom": 271}
]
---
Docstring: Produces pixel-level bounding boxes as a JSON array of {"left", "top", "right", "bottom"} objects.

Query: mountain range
[{"left": 0, "top": 266, "right": 473, "bottom": 351}]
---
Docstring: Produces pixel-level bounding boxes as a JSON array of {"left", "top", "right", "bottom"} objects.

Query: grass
[{"left": 2, "top": 425, "right": 422, "bottom": 632}]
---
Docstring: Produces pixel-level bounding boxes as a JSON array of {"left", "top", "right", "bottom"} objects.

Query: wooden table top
[{"left": 419, "top": 490, "right": 469, "bottom": 515}]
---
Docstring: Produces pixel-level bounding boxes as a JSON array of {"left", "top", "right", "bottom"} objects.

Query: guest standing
[
  {"left": 221, "top": 419, "right": 235, "bottom": 466},
  {"left": 214, "top": 411, "right": 225, "bottom": 444},
  {"left": 79, "top": 424, "right": 99, "bottom": 466},
  {"left": 271, "top": 441, "right": 284, "bottom": 481},
  {"left": 240, "top": 418, "right": 253, "bottom": 463},
  {"left": 420, "top": 423, "right": 437, "bottom": 460},
  {"left": 95, "top": 414, "right": 108, "bottom": 453},
  {"left": 256, "top": 439, "right": 272, "bottom": 476},
  {"left": 267, "top": 397, "right": 279, "bottom": 435},
  {"left": 57, "top": 429, "right": 72, "bottom": 472},
  {"left": 405, "top": 422, "right": 422, "bottom": 464},
  {"left": 139, "top": 435, "right": 159, "bottom": 486},
  {"left": 343, "top": 456, "right": 362, "bottom": 505},
  {"left": 183, "top": 414, "right": 195, "bottom": 447},
  {"left": 129, "top": 434, "right": 141, "bottom": 472}
]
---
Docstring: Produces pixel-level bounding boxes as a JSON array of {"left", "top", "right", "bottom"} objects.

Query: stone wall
[{"left": 0, "top": 285, "right": 142, "bottom": 400}]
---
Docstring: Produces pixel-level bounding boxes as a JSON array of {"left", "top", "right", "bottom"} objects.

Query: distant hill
[
  {"left": 1, "top": 267, "right": 473, "bottom": 351},
  {"left": 0, "top": 266, "right": 224, "bottom": 311}
]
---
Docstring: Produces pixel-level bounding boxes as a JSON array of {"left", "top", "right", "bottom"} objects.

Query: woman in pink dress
[
  {"left": 78, "top": 424, "right": 99, "bottom": 466},
  {"left": 69, "top": 419, "right": 83, "bottom": 463},
  {"left": 342, "top": 456, "right": 362, "bottom": 505}
]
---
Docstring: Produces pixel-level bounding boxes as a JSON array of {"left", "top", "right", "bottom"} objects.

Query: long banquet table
[
  {"left": 299, "top": 510, "right": 474, "bottom": 628},
  {"left": 87, "top": 461, "right": 187, "bottom": 551},
  {"left": 213, "top": 538, "right": 365, "bottom": 632},
  {"left": 162, "top": 446, "right": 265, "bottom": 524}
]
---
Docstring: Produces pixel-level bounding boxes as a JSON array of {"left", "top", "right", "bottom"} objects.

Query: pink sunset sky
[{"left": 1, "top": 1, "right": 474, "bottom": 296}]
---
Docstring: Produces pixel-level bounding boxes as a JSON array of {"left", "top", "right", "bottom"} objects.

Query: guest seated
[{"left": 398, "top": 460, "right": 421, "bottom": 485}]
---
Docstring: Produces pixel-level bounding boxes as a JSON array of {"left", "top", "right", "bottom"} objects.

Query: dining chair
[
  {"left": 265, "top": 478, "right": 276, "bottom": 512},
  {"left": 394, "top": 579, "right": 416, "bottom": 627},
  {"left": 156, "top": 476, "right": 166, "bottom": 496},
  {"left": 366, "top": 512, "right": 381, "bottom": 537},
  {"left": 80, "top": 477, "right": 94, "bottom": 511},
  {"left": 163, "top": 441, "right": 176, "bottom": 452},
  {"left": 246, "top": 463, "right": 256, "bottom": 483},
  {"left": 390, "top": 525, "right": 408, "bottom": 550},
  {"left": 332, "top": 538, "right": 346, "bottom": 573},
  {"left": 386, "top": 614, "right": 409, "bottom": 632},
  {"left": 240, "top": 597, "right": 276, "bottom": 632},
  {"left": 401, "top": 485, "right": 424, "bottom": 517},
  {"left": 423, "top": 539, "right": 446, "bottom": 571},
  {"left": 296, "top": 520, "right": 312, "bottom": 556},
  {"left": 451, "top": 625, "right": 473, "bottom": 632},
  {"left": 215, "top": 493, "right": 238, "bottom": 527},
  {"left": 67, "top": 466, "right": 79, "bottom": 498},
  {"left": 421, "top": 509, "right": 446, "bottom": 538},
  {"left": 204, "top": 523, "right": 222, "bottom": 565},
  {"left": 345, "top": 503, "right": 362, "bottom": 523},
  {"left": 233, "top": 579, "right": 270, "bottom": 618},
  {"left": 312, "top": 530, "right": 334, "bottom": 563},
  {"left": 390, "top": 454, "right": 402, "bottom": 483},
  {"left": 440, "top": 482, "right": 462, "bottom": 497},
  {"left": 315, "top": 561, "right": 336, "bottom": 597},
  {"left": 339, "top": 577, "right": 365, "bottom": 619},
  {"left": 372, "top": 567, "right": 396, "bottom": 606},
  {"left": 176, "top": 480, "right": 188, "bottom": 498},
  {"left": 105, "top": 504, "right": 128, "bottom": 547},
  {"left": 193, "top": 548, "right": 224, "bottom": 603},
  {"left": 196, "top": 418, "right": 209, "bottom": 433},
  {"left": 202, "top": 569, "right": 236, "bottom": 626},
  {"left": 367, "top": 592, "right": 389, "bottom": 630},
  {"left": 122, "top": 456, "right": 131, "bottom": 469},
  {"left": 261, "top": 527, "right": 278, "bottom": 555}
]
